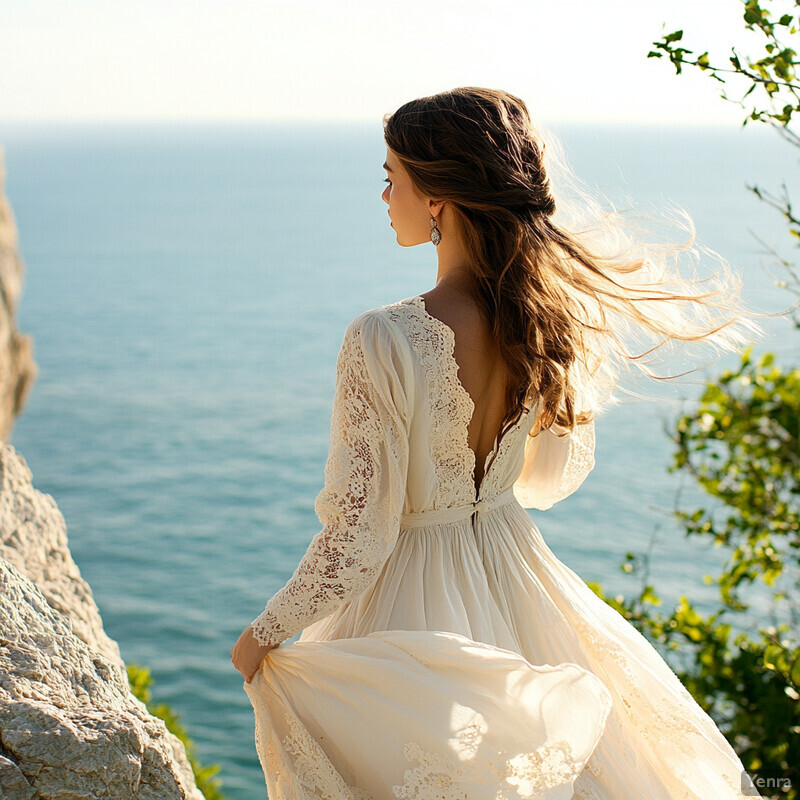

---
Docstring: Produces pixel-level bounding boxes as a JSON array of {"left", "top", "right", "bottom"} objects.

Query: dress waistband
[{"left": 400, "top": 486, "right": 519, "bottom": 529}]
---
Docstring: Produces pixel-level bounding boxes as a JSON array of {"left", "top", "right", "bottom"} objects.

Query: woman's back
[
  {"left": 418, "top": 286, "right": 512, "bottom": 496},
  {"left": 278, "top": 292, "right": 594, "bottom": 649}
]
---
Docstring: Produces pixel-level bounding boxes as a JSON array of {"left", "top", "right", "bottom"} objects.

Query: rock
[
  {"left": 0, "top": 445, "right": 204, "bottom": 799},
  {"left": 0, "top": 755, "right": 36, "bottom": 799},
  {"left": 0, "top": 559, "right": 204, "bottom": 800},
  {"left": 0, "top": 146, "right": 36, "bottom": 441},
  {"left": 0, "top": 444, "right": 121, "bottom": 667}
]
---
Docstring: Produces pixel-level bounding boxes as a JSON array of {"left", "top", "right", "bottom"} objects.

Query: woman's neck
[{"left": 432, "top": 209, "right": 473, "bottom": 292}]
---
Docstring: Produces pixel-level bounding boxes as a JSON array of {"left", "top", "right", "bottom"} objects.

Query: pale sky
[{"left": 2, "top": 0, "right": 756, "bottom": 125}]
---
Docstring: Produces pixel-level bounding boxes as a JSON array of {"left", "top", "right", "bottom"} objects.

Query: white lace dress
[{"left": 243, "top": 294, "right": 762, "bottom": 800}]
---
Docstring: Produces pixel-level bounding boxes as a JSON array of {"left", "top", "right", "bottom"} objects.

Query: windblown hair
[{"left": 383, "top": 87, "right": 765, "bottom": 438}]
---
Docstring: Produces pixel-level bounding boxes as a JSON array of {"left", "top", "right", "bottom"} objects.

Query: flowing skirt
[
  {"left": 244, "top": 629, "right": 612, "bottom": 799},
  {"left": 244, "top": 501, "right": 762, "bottom": 799}
]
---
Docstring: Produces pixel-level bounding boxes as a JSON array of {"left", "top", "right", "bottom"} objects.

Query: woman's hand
[{"left": 231, "top": 625, "right": 279, "bottom": 683}]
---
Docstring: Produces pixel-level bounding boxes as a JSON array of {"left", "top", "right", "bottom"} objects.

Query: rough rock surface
[
  {"left": 0, "top": 445, "right": 204, "bottom": 799},
  {"left": 0, "top": 444, "right": 122, "bottom": 667},
  {"left": 0, "top": 560, "right": 204, "bottom": 800},
  {"left": 0, "top": 146, "right": 36, "bottom": 441}
]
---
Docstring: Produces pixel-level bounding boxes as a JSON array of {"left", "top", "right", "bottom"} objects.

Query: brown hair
[{"left": 383, "top": 87, "right": 765, "bottom": 439}]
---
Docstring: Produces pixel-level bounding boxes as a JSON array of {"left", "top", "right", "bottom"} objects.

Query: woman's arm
[{"left": 240, "top": 310, "right": 411, "bottom": 657}]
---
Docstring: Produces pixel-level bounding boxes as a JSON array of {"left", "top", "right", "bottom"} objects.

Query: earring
[{"left": 429, "top": 216, "right": 442, "bottom": 246}]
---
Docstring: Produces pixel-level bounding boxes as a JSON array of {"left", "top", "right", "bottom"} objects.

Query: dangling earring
[{"left": 429, "top": 216, "right": 442, "bottom": 246}]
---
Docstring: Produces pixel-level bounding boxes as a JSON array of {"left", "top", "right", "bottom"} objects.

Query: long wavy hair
[{"left": 383, "top": 87, "right": 765, "bottom": 439}]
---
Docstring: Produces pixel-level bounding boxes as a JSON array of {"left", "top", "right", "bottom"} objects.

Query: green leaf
[
  {"left": 764, "top": 643, "right": 784, "bottom": 671},
  {"left": 744, "top": 6, "right": 761, "bottom": 25},
  {"left": 642, "top": 585, "right": 662, "bottom": 606},
  {"left": 791, "top": 653, "right": 800, "bottom": 687}
]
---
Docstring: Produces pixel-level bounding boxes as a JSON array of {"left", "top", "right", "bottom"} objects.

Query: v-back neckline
[{"left": 405, "top": 294, "right": 534, "bottom": 500}]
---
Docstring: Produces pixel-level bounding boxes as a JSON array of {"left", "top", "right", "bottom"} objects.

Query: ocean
[{"left": 0, "top": 120, "right": 795, "bottom": 798}]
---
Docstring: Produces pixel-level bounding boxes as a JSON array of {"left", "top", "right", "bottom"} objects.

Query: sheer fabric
[{"left": 244, "top": 295, "right": 762, "bottom": 800}]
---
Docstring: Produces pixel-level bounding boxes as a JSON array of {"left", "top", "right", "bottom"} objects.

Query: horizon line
[{"left": 0, "top": 116, "right": 747, "bottom": 129}]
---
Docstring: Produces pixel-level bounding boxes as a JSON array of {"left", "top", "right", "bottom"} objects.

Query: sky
[{"left": 2, "top": 0, "right": 759, "bottom": 125}]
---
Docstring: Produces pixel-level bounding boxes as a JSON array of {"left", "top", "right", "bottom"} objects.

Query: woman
[{"left": 232, "top": 88, "right": 765, "bottom": 798}]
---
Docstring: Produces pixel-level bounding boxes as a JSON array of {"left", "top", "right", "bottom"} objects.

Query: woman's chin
[{"left": 395, "top": 234, "right": 425, "bottom": 248}]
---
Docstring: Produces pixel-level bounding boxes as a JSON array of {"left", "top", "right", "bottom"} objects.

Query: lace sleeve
[
  {"left": 512, "top": 418, "right": 596, "bottom": 511},
  {"left": 250, "top": 309, "right": 411, "bottom": 647}
]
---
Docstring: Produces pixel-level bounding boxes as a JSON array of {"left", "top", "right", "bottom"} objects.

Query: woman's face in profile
[{"left": 382, "top": 149, "right": 433, "bottom": 248}]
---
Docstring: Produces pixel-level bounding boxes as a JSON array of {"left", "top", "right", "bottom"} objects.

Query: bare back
[{"left": 419, "top": 287, "right": 511, "bottom": 496}]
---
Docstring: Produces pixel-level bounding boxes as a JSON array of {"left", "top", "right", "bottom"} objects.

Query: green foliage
[
  {"left": 127, "top": 663, "right": 227, "bottom": 800},
  {"left": 648, "top": 0, "right": 800, "bottom": 128},
  {"left": 671, "top": 348, "right": 799, "bottom": 609},
  {"left": 649, "top": 1, "right": 800, "bottom": 330}
]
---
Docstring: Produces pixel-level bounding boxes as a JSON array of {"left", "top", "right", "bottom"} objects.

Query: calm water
[{"left": 0, "top": 120, "right": 795, "bottom": 798}]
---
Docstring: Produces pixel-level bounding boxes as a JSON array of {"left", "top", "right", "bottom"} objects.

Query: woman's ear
[{"left": 428, "top": 199, "right": 445, "bottom": 218}]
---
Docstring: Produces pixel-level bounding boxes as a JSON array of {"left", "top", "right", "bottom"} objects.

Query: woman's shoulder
[
  {"left": 338, "top": 296, "right": 422, "bottom": 359},
  {"left": 339, "top": 300, "right": 418, "bottom": 406},
  {"left": 345, "top": 296, "right": 421, "bottom": 338}
]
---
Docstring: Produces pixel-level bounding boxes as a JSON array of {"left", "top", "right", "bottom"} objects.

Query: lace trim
[
  {"left": 555, "top": 419, "right": 595, "bottom": 504},
  {"left": 391, "top": 737, "right": 583, "bottom": 800},
  {"left": 250, "top": 310, "right": 409, "bottom": 646},
  {"left": 392, "top": 742, "right": 468, "bottom": 800},
  {"left": 384, "top": 298, "right": 476, "bottom": 509},
  {"left": 480, "top": 408, "right": 538, "bottom": 500},
  {"left": 503, "top": 740, "right": 581, "bottom": 795},
  {"left": 250, "top": 609, "right": 291, "bottom": 648},
  {"left": 263, "top": 702, "right": 591, "bottom": 800},
  {"left": 385, "top": 297, "right": 535, "bottom": 506},
  {"left": 281, "top": 712, "right": 354, "bottom": 799}
]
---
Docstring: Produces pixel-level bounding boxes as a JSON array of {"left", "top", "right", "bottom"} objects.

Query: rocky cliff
[
  {"left": 0, "top": 146, "right": 35, "bottom": 441},
  {"left": 0, "top": 445, "right": 204, "bottom": 799},
  {"left": 0, "top": 444, "right": 122, "bottom": 666}
]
